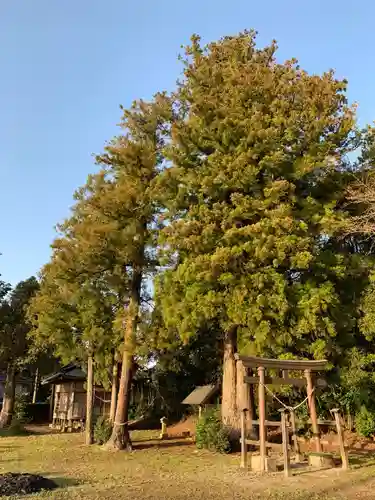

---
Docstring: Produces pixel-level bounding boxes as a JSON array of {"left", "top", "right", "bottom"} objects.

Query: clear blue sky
[{"left": 1, "top": 0, "right": 374, "bottom": 285}]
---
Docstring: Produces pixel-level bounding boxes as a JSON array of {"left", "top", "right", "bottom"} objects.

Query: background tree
[
  {"left": 158, "top": 31, "right": 360, "bottom": 430},
  {"left": 30, "top": 95, "right": 171, "bottom": 450},
  {"left": 334, "top": 126, "right": 375, "bottom": 422},
  {"left": 0, "top": 277, "right": 39, "bottom": 427},
  {"left": 346, "top": 126, "right": 375, "bottom": 233},
  {"left": 148, "top": 301, "right": 222, "bottom": 418},
  {"left": 28, "top": 253, "right": 120, "bottom": 444}
]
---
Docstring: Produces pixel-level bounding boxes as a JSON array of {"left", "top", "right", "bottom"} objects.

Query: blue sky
[{"left": 1, "top": 0, "right": 374, "bottom": 285}]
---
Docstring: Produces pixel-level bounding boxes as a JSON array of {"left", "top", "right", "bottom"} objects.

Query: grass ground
[{"left": 1, "top": 430, "right": 375, "bottom": 499}]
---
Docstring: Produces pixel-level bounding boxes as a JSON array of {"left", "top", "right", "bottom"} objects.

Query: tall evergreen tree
[
  {"left": 158, "top": 31, "right": 359, "bottom": 429},
  {"left": 30, "top": 95, "right": 171, "bottom": 450}
]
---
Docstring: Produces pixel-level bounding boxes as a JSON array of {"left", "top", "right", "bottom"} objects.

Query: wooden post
[
  {"left": 68, "top": 382, "right": 75, "bottom": 432},
  {"left": 258, "top": 366, "right": 266, "bottom": 472},
  {"left": 240, "top": 409, "right": 248, "bottom": 468},
  {"left": 85, "top": 355, "right": 94, "bottom": 445},
  {"left": 49, "top": 384, "right": 55, "bottom": 423},
  {"left": 249, "top": 375, "right": 257, "bottom": 439},
  {"left": 332, "top": 409, "right": 349, "bottom": 470},
  {"left": 280, "top": 410, "right": 291, "bottom": 478},
  {"left": 304, "top": 369, "right": 321, "bottom": 452},
  {"left": 109, "top": 362, "right": 118, "bottom": 424},
  {"left": 289, "top": 409, "right": 302, "bottom": 462},
  {"left": 32, "top": 368, "right": 39, "bottom": 404},
  {"left": 347, "top": 413, "right": 353, "bottom": 431}
]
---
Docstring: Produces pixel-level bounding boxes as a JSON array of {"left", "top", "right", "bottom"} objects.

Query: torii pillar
[{"left": 305, "top": 369, "right": 321, "bottom": 452}]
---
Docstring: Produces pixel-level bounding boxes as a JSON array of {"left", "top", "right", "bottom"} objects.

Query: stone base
[
  {"left": 249, "top": 455, "right": 277, "bottom": 472},
  {"left": 308, "top": 453, "right": 334, "bottom": 468}
]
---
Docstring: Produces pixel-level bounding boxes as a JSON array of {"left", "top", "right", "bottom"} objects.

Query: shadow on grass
[
  {"left": 311, "top": 472, "right": 375, "bottom": 500},
  {"left": 48, "top": 476, "right": 83, "bottom": 488},
  {"left": 0, "top": 427, "right": 32, "bottom": 438},
  {"left": 349, "top": 453, "right": 375, "bottom": 469},
  {"left": 288, "top": 465, "right": 339, "bottom": 477},
  {"left": 134, "top": 439, "right": 194, "bottom": 450},
  {"left": 0, "top": 424, "right": 60, "bottom": 438},
  {"left": 0, "top": 459, "right": 24, "bottom": 464},
  {"left": 24, "top": 425, "right": 61, "bottom": 436}
]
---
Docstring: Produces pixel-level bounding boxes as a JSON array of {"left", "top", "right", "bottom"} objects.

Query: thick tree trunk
[
  {"left": 236, "top": 363, "right": 256, "bottom": 437},
  {"left": 0, "top": 363, "right": 16, "bottom": 428},
  {"left": 85, "top": 355, "right": 94, "bottom": 445},
  {"left": 109, "top": 362, "right": 118, "bottom": 424},
  {"left": 106, "top": 344, "right": 134, "bottom": 450},
  {"left": 106, "top": 270, "right": 141, "bottom": 451},
  {"left": 221, "top": 327, "right": 239, "bottom": 436}
]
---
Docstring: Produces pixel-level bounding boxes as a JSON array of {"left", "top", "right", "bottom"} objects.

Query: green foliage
[
  {"left": 94, "top": 416, "right": 113, "bottom": 445},
  {"left": 355, "top": 406, "right": 375, "bottom": 438},
  {"left": 195, "top": 409, "right": 231, "bottom": 453},
  {"left": 149, "top": 322, "right": 222, "bottom": 419},
  {"left": 28, "top": 96, "right": 172, "bottom": 378},
  {"left": 0, "top": 394, "right": 32, "bottom": 436},
  {"left": 13, "top": 393, "right": 31, "bottom": 425},
  {"left": 0, "top": 277, "right": 39, "bottom": 370},
  {"left": 21, "top": 29, "right": 375, "bottom": 434},
  {"left": 157, "top": 30, "right": 360, "bottom": 367}
]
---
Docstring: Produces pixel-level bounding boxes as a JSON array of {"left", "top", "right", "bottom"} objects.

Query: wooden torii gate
[{"left": 235, "top": 354, "right": 328, "bottom": 471}]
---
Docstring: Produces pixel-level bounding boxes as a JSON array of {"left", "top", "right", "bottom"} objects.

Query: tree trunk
[
  {"left": 85, "top": 355, "right": 94, "bottom": 445},
  {"left": 221, "top": 327, "right": 239, "bottom": 436},
  {"left": 106, "top": 344, "right": 134, "bottom": 450},
  {"left": 236, "top": 363, "right": 257, "bottom": 438},
  {"left": 106, "top": 270, "right": 141, "bottom": 451},
  {"left": 109, "top": 362, "right": 118, "bottom": 424},
  {"left": 32, "top": 368, "right": 39, "bottom": 404},
  {"left": 0, "top": 363, "right": 16, "bottom": 428}
]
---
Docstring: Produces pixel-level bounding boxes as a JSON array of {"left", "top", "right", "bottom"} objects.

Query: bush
[
  {"left": 13, "top": 394, "right": 31, "bottom": 425},
  {"left": 355, "top": 406, "right": 375, "bottom": 437},
  {"left": 94, "top": 416, "right": 112, "bottom": 445},
  {"left": 195, "top": 408, "right": 231, "bottom": 453}
]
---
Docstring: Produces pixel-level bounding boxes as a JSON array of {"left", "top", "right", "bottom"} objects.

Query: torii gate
[{"left": 235, "top": 354, "right": 328, "bottom": 471}]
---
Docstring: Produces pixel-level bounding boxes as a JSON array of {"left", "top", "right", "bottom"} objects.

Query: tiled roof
[
  {"left": 182, "top": 384, "right": 219, "bottom": 405},
  {"left": 41, "top": 363, "right": 86, "bottom": 385}
]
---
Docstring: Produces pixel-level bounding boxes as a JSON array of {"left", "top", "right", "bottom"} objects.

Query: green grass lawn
[{"left": 1, "top": 430, "right": 375, "bottom": 499}]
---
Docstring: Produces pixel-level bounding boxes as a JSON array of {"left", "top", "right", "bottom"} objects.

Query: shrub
[
  {"left": 195, "top": 408, "right": 231, "bottom": 453},
  {"left": 355, "top": 406, "right": 375, "bottom": 437},
  {"left": 13, "top": 394, "right": 31, "bottom": 425},
  {"left": 94, "top": 416, "right": 112, "bottom": 445}
]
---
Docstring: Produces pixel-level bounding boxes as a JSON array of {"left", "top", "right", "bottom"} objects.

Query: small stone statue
[{"left": 159, "top": 416, "right": 168, "bottom": 440}]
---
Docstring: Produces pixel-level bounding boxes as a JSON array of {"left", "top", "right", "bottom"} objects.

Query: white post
[{"left": 240, "top": 409, "right": 248, "bottom": 468}]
